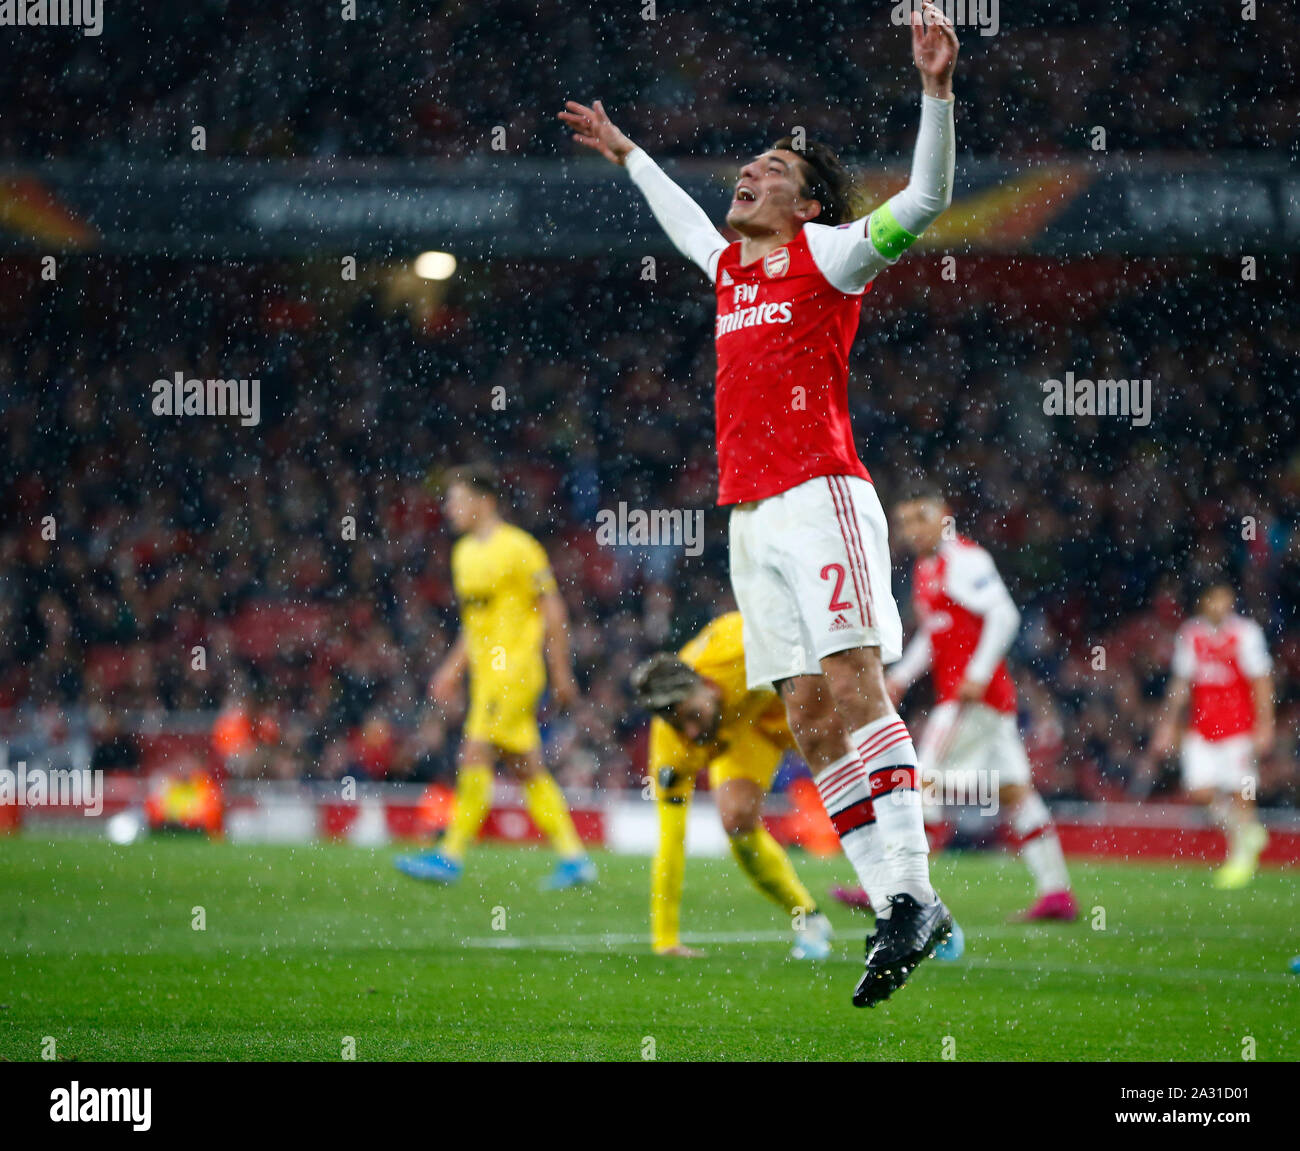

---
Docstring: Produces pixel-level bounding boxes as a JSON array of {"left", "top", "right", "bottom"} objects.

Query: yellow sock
[
  {"left": 522, "top": 772, "right": 584, "bottom": 860},
  {"left": 442, "top": 763, "right": 493, "bottom": 861},
  {"left": 729, "top": 826, "right": 818, "bottom": 918},
  {"left": 651, "top": 800, "right": 690, "bottom": 952}
]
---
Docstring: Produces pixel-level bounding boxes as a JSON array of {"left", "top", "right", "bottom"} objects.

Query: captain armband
[{"left": 868, "top": 203, "right": 920, "bottom": 261}]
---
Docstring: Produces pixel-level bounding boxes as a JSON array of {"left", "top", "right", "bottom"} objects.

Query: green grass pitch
[{"left": 1, "top": 837, "right": 1294, "bottom": 1061}]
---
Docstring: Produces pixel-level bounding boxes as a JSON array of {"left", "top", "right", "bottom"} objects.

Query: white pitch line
[
  {"left": 461, "top": 929, "right": 791, "bottom": 950},
  {"left": 458, "top": 931, "right": 1299, "bottom": 985}
]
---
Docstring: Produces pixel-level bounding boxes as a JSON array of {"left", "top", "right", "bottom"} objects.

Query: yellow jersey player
[
  {"left": 395, "top": 462, "right": 596, "bottom": 889},
  {"left": 632, "top": 612, "right": 835, "bottom": 959}
]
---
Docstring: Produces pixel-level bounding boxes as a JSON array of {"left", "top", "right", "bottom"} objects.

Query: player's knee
[
  {"left": 505, "top": 755, "right": 543, "bottom": 781},
  {"left": 721, "top": 806, "right": 758, "bottom": 837},
  {"left": 820, "top": 649, "right": 892, "bottom": 726},
  {"left": 718, "top": 784, "right": 761, "bottom": 836}
]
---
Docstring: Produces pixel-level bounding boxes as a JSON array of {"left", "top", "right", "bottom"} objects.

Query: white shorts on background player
[
  {"left": 916, "top": 700, "right": 1032, "bottom": 795},
  {"left": 1181, "top": 731, "right": 1256, "bottom": 793},
  {"left": 730, "top": 473, "right": 903, "bottom": 690}
]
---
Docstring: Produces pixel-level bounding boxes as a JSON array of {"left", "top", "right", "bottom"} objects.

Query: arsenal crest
[{"left": 763, "top": 246, "right": 790, "bottom": 278}]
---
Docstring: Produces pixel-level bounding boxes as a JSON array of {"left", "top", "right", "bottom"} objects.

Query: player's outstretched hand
[
  {"left": 911, "top": 1, "right": 959, "bottom": 98},
  {"left": 558, "top": 99, "right": 636, "bottom": 166}
]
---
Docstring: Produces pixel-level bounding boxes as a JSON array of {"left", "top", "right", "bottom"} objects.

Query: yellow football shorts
[{"left": 464, "top": 671, "right": 545, "bottom": 754}]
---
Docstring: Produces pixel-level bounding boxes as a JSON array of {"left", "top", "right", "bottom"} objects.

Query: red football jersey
[
  {"left": 713, "top": 229, "right": 871, "bottom": 506},
  {"left": 1172, "top": 614, "right": 1271, "bottom": 740},
  {"left": 913, "top": 538, "right": 1018, "bottom": 713}
]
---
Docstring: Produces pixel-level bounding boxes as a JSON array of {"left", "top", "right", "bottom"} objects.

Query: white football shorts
[
  {"left": 729, "top": 473, "right": 903, "bottom": 691},
  {"left": 1181, "top": 731, "right": 1256, "bottom": 794},
  {"left": 916, "top": 700, "right": 1032, "bottom": 804}
]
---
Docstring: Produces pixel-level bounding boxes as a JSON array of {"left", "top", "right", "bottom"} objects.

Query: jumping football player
[
  {"left": 871, "top": 487, "right": 1075, "bottom": 921},
  {"left": 1150, "top": 584, "right": 1274, "bottom": 889},
  {"left": 562, "top": 3, "right": 960, "bottom": 1005},
  {"left": 394, "top": 463, "right": 596, "bottom": 889}
]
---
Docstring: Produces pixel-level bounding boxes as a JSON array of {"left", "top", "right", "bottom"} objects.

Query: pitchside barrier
[{"left": 5, "top": 771, "right": 1299, "bottom": 865}]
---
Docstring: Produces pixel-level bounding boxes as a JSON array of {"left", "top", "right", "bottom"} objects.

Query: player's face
[
  {"left": 1201, "top": 586, "right": 1234, "bottom": 624},
  {"left": 444, "top": 482, "right": 481, "bottom": 534},
  {"left": 670, "top": 684, "right": 722, "bottom": 745},
  {"left": 895, "top": 499, "right": 946, "bottom": 555},
  {"left": 726, "top": 149, "right": 818, "bottom": 236}
]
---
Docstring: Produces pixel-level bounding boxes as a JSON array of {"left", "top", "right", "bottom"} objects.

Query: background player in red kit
[
  {"left": 885, "top": 487, "right": 1074, "bottom": 921},
  {"left": 1151, "top": 584, "right": 1275, "bottom": 889},
  {"left": 561, "top": 3, "right": 960, "bottom": 1006}
]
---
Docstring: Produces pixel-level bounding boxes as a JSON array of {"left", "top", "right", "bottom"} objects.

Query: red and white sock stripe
[
  {"left": 814, "top": 753, "right": 875, "bottom": 837},
  {"left": 856, "top": 717, "right": 917, "bottom": 792}
]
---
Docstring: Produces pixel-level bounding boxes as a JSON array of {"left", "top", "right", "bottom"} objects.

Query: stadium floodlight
[{"left": 414, "top": 251, "right": 457, "bottom": 280}]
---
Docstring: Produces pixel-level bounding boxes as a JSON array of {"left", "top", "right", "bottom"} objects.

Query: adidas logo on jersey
[
  {"left": 829, "top": 613, "right": 853, "bottom": 632},
  {"left": 721, "top": 269, "right": 734, "bottom": 285}
]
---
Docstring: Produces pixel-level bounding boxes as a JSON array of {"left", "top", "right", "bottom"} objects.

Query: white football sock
[
  {"left": 1009, "top": 790, "right": 1070, "bottom": 895},
  {"left": 813, "top": 750, "right": 888, "bottom": 914},
  {"left": 852, "top": 715, "right": 934, "bottom": 914}
]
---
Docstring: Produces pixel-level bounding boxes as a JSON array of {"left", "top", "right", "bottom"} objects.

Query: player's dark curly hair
[
  {"left": 898, "top": 481, "right": 949, "bottom": 507},
  {"left": 630, "top": 653, "right": 701, "bottom": 717},
  {"left": 770, "top": 136, "right": 861, "bottom": 228}
]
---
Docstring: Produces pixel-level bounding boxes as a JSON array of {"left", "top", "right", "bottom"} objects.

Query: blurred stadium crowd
[
  {"left": 5, "top": 0, "right": 1297, "bottom": 162},
  {"left": 2, "top": 251, "right": 1297, "bottom": 807}
]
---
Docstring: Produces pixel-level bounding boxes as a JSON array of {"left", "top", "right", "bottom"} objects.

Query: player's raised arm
[
  {"left": 805, "top": 1, "right": 958, "bottom": 294},
  {"left": 559, "top": 99, "right": 728, "bottom": 281}
]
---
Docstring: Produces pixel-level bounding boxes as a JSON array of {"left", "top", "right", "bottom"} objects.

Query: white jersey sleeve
[
  {"left": 804, "top": 94, "right": 955, "bottom": 295},
  {"left": 1237, "top": 618, "right": 1273, "bottom": 677},
  {"left": 625, "top": 148, "right": 729, "bottom": 282},
  {"left": 1170, "top": 624, "right": 1196, "bottom": 679},
  {"left": 945, "top": 544, "right": 1020, "bottom": 684}
]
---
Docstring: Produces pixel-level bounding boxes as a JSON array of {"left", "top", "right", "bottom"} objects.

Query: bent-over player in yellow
[
  {"left": 632, "top": 612, "right": 833, "bottom": 958},
  {"left": 395, "top": 462, "right": 595, "bottom": 889}
]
